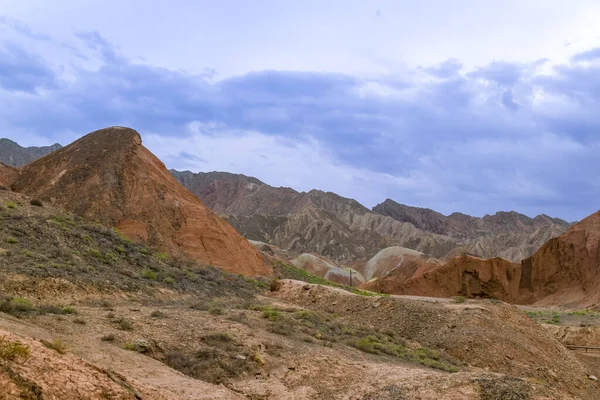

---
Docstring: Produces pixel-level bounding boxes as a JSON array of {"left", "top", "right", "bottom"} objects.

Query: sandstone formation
[
  {"left": 0, "top": 138, "right": 61, "bottom": 167},
  {"left": 10, "top": 127, "right": 268, "bottom": 276},
  {"left": 520, "top": 211, "right": 600, "bottom": 307},
  {"left": 363, "top": 255, "right": 522, "bottom": 302}
]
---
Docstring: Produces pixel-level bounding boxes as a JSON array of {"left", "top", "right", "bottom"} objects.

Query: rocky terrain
[
  {"left": 0, "top": 138, "right": 61, "bottom": 167},
  {"left": 362, "top": 210, "right": 600, "bottom": 307},
  {"left": 0, "top": 188, "right": 598, "bottom": 398},
  {"left": 171, "top": 170, "right": 569, "bottom": 265},
  {"left": 375, "top": 198, "right": 571, "bottom": 261},
  {"left": 8, "top": 127, "right": 268, "bottom": 276}
]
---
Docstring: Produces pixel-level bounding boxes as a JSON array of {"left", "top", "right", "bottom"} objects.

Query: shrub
[
  {"left": 62, "top": 306, "right": 78, "bottom": 315},
  {"left": 6, "top": 202, "right": 17, "bottom": 209},
  {"left": 452, "top": 296, "right": 467, "bottom": 304},
  {"left": 209, "top": 307, "right": 224, "bottom": 315},
  {"left": 101, "top": 334, "right": 116, "bottom": 342},
  {"left": 0, "top": 337, "right": 30, "bottom": 361},
  {"left": 163, "top": 277, "right": 175, "bottom": 284},
  {"left": 262, "top": 309, "right": 282, "bottom": 321},
  {"left": 270, "top": 278, "right": 281, "bottom": 292},
  {"left": 29, "top": 199, "right": 43, "bottom": 207},
  {"left": 155, "top": 252, "right": 169, "bottom": 261},
  {"left": 0, "top": 297, "right": 35, "bottom": 316},
  {"left": 150, "top": 310, "right": 166, "bottom": 318},
  {"left": 73, "top": 318, "right": 86, "bottom": 325},
  {"left": 142, "top": 269, "right": 157, "bottom": 280},
  {"left": 41, "top": 339, "right": 67, "bottom": 354},
  {"left": 118, "top": 318, "right": 134, "bottom": 331},
  {"left": 6, "top": 237, "right": 18, "bottom": 244}
]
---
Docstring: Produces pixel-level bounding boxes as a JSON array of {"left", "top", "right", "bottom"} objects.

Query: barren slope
[
  {"left": 10, "top": 127, "right": 268, "bottom": 276},
  {"left": 0, "top": 163, "right": 17, "bottom": 187}
]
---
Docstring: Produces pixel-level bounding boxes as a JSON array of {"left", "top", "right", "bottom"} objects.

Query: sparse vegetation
[
  {"left": 452, "top": 296, "right": 467, "bottom": 304},
  {"left": 0, "top": 337, "right": 30, "bottom": 361},
  {"left": 6, "top": 236, "right": 18, "bottom": 244},
  {"left": 150, "top": 310, "right": 166, "bottom": 318},
  {"left": 117, "top": 318, "right": 134, "bottom": 331},
  {"left": 142, "top": 269, "right": 158, "bottom": 280},
  {"left": 101, "top": 334, "right": 116, "bottom": 342},
  {"left": 155, "top": 251, "right": 169, "bottom": 261},
  {"left": 41, "top": 339, "right": 68, "bottom": 354},
  {"left": 6, "top": 202, "right": 17, "bottom": 209}
]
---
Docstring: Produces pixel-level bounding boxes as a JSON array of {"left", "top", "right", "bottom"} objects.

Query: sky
[{"left": 1, "top": 1, "right": 600, "bottom": 221}]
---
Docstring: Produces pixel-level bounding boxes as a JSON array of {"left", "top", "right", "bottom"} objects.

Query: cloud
[
  {"left": 1, "top": 21, "right": 600, "bottom": 220},
  {"left": 571, "top": 47, "right": 600, "bottom": 62}
]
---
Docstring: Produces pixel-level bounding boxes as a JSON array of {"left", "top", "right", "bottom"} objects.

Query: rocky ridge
[{"left": 171, "top": 170, "right": 568, "bottom": 264}]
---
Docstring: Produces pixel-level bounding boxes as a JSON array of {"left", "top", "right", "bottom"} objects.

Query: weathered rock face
[
  {"left": 520, "top": 211, "right": 600, "bottom": 307},
  {"left": 363, "top": 255, "right": 523, "bottom": 302},
  {"left": 0, "top": 138, "right": 61, "bottom": 167},
  {"left": 0, "top": 162, "right": 17, "bottom": 186},
  {"left": 374, "top": 199, "right": 570, "bottom": 262},
  {"left": 173, "top": 171, "right": 568, "bottom": 265},
  {"left": 172, "top": 171, "right": 459, "bottom": 263},
  {"left": 11, "top": 127, "right": 269, "bottom": 276}
]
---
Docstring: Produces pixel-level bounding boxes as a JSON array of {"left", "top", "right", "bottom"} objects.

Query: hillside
[
  {"left": 171, "top": 170, "right": 568, "bottom": 264},
  {"left": 9, "top": 127, "right": 268, "bottom": 276},
  {"left": 0, "top": 189, "right": 597, "bottom": 398},
  {"left": 0, "top": 163, "right": 17, "bottom": 187},
  {"left": 0, "top": 138, "right": 61, "bottom": 167}
]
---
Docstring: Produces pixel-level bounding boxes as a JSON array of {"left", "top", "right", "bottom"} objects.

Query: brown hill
[
  {"left": 0, "top": 162, "right": 17, "bottom": 186},
  {"left": 520, "top": 211, "right": 600, "bottom": 307},
  {"left": 10, "top": 127, "right": 268, "bottom": 276}
]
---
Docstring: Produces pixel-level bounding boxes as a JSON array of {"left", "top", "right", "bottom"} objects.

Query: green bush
[
  {"left": 0, "top": 338, "right": 30, "bottom": 361},
  {"left": 6, "top": 237, "right": 18, "bottom": 244},
  {"left": 6, "top": 202, "right": 17, "bottom": 209},
  {"left": 452, "top": 296, "right": 467, "bottom": 304},
  {"left": 142, "top": 269, "right": 157, "bottom": 280}
]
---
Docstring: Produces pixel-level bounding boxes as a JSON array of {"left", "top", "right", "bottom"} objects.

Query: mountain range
[{"left": 170, "top": 170, "right": 570, "bottom": 264}]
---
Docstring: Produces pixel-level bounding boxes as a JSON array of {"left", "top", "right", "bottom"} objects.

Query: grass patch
[
  {"left": 452, "top": 296, "right": 466, "bottom": 304},
  {"left": 155, "top": 252, "right": 169, "bottom": 261},
  {"left": 6, "top": 236, "right": 18, "bottom": 244},
  {"left": 141, "top": 269, "right": 157, "bottom": 280},
  {"left": 6, "top": 202, "right": 17, "bottom": 209},
  {"left": 0, "top": 337, "right": 29, "bottom": 361}
]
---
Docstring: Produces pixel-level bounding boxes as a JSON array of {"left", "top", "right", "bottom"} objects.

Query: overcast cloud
[{"left": 1, "top": 1, "right": 600, "bottom": 220}]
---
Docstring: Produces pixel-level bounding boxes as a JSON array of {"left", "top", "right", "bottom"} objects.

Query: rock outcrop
[
  {"left": 520, "top": 211, "right": 600, "bottom": 307},
  {"left": 0, "top": 138, "right": 61, "bottom": 167},
  {"left": 362, "top": 255, "right": 522, "bottom": 302},
  {"left": 10, "top": 127, "right": 268, "bottom": 276}
]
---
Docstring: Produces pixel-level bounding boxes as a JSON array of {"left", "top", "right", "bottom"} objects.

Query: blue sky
[{"left": 1, "top": 1, "right": 600, "bottom": 220}]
